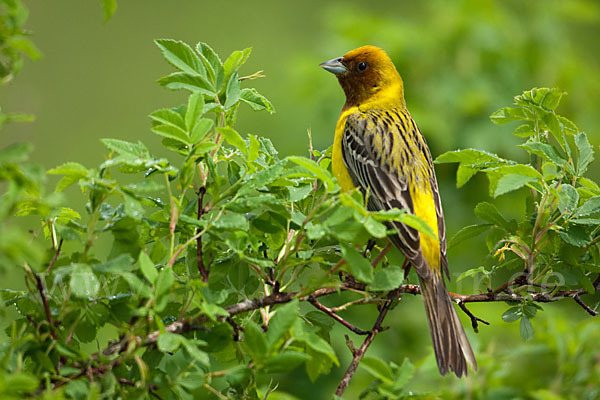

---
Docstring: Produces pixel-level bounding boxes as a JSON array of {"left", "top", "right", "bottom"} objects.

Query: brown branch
[
  {"left": 457, "top": 301, "right": 489, "bottom": 332},
  {"left": 34, "top": 273, "right": 56, "bottom": 339},
  {"left": 572, "top": 293, "right": 598, "bottom": 316},
  {"left": 371, "top": 243, "right": 392, "bottom": 268},
  {"left": 197, "top": 186, "right": 208, "bottom": 282},
  {"left": 100, "top": 280, "right": 596, "bottom": 358},
  {"left": 47, "top": 238, "right": 63, "bottom": 273},
  {"left": 335, "top": 290, "right": 396, "bottom": 396},
  {"left": 309, "top": 297, "right": 369, "bottom": 335}
]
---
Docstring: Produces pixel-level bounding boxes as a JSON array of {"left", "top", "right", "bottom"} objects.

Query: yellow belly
[
  {"left": 332, "top": 107, "right": 358, "bottom": 193},
  {"left": 331, "top": 107, "right": 440, "bottom": 269}
]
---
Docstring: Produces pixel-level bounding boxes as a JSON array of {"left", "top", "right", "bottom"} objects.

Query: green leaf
[
  {"left": 151, "top": 124, "right": 190, "bottom": 146},
  {"left": 360, "top": 356, "right": 393, "bottom": 384},
  {"left": 519, "top": 141, "right": 566, "bottom": 166},
  {"left": 47, "top": 162, "right": 89, "bottom": 191},
  {"left": 399, "top": 213, "right": 437, "bottom": 239},
  {"left": 223, "top": 47, "right": 252, "bottom": 84},
  {"left": 265, "top": 351, "right": 311, "bottom": 373},
  {"left": 155, "top": 268, "right": 175, "bottom": 297},
  {"left": 474, "top": 202, "right": 508, "bottom": 229},
  {"left": 457, "top": 266, "right": 490, "bottom": 282},
  {"left": 70, "top": 265, "right": 100, "bottom": 298},
  {"left": 558, "top": 184, "right": 579, "bottom": 214},
  {"left": 155, "top": 39, "right": 205, "bottom": 76},
  {"left": 558, "top": 225, "right": 591, "bottom": 247},
  {"left": 214, "top": 211, "right": 248, "bottom": 230},
  {"left": 158, "top": 332, "right": 181, "bottom": 353},
  {"left": 224, "top": 72, "right": 241, "bottom": 109},
  {"left": 138, "top": 251, "right": 157, "bottom": 284},
  {"left": 190, "top": 118, "right": 214, "bottom": 143},
  {"left": 502, "top": 307, "right": 521, "bottom": 323},
  {"left": 243, "top": 320, "right": 268, "bottom": 362},
  {"left": 121, "top": 272, "right": 152, "bottom": 298},
  {"left": 513, "top": 124, "right": 535, "bottom": 138},
  {"left": 267, "top": 300, "right": 299, "bottom": 350},
  {"left": 514, "top": 88, "right": 565, "bottom": 111},
  {"left": 185, "top": 92, "right": 205, "bottom": 130},
  {"left": 575, "top": 132, "right": 594, "bottom": 176},
  {"left": 575, "top": 196, "right": 600, "bottom": 217},
  {"left": 520, "top": 315, "right": 534, "bottom": 340},
  {"left": 225, "top": 366, "right": 252, "bottom": 387},
  {"left": 217, "top": 127, "right": 247, "bottom": 156},
  {"left": 157, "top": 72, "right": 214, "bottom": 94},
  {"left": 0, "top": 142, "right": 32, "bottom": 162},
  {"left": 102, "top": 0, "right": 117, "bottom": 22},
  {"left": 340, "top": 244, "right": 373, "bottom": 283},
  {"left": 287, "top": 156, "right": 335, "bottom": 193},
  {"left": 369, "top": 266, "right": 404, "bottom": 291},
  {"left": 240, "top": 88, "right": 275, "bottom": 113},
  {"left": 196, "top": 42, "right": 224, "bottom": 90},
  {"left": 101, "top": 138, "right": 149, "bottom": 158},
  {"left": 485, "top": 164, "right": 541, "bottom": 197},
  {"left": 389, "top": 358, "right": 415, "bottom": 392},
  {"left": 448, "top": 224, "right": 491, "bottom": 249},
  {"left": 489, "top": 106, "right": 530, "bottom": 125}
]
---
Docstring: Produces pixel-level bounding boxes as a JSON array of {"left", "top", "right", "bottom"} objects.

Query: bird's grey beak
[{"left": 320, "top": 57, "right": 347, "bottom": 75}]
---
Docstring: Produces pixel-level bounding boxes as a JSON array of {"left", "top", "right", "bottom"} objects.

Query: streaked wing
[{"left": 341, "top": 109, "right": 446, "bottom": 278}]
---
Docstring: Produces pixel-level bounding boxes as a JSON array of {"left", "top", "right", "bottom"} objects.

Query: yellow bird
[{"left": 321, "top": 46, "right": 476, "bottom": 377}]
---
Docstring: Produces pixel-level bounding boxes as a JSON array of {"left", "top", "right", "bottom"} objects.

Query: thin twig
[
  {"left": 572, "top": 293, "right": 598, "bottom": 316},
  {"left": 371, "top": 243, "right": 392, "bottom": 268},
  {"left": 34, "top": 273, "right": 56, "bottom": 339},
  {"left": 457, "top": 301, "right": 489, "bottom": 332},
  {"left": 197, "top": 187, "right": 208, "bottom": 282},
  {"left": 309, "top": 297, "right": 369, "bottom": 335},
  {"left": 335, "top": 290, "right": 396, "bottom": 396},
  {"left": 47, "top": 238, "right": 63, "bottom": 273}
]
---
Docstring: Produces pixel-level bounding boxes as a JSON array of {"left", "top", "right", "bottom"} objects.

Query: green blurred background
[{"left": 3, "top": 0, "right": 600, "bottom": 398}]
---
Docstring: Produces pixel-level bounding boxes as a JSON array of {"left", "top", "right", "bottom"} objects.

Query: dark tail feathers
[{"left": 419, "top": 273, "right": 477, "bottom": 377}]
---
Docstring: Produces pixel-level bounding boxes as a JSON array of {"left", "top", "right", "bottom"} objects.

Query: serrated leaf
[
  {"left": 190, "top": 118, "right": 214, "bottom": 143},
  {"left": 340, "top": 244, "right": 373, "bottom": 283},
  {"left": 240, "top": 88, "right": 275, "bottom": 113},
  {"left": 360, "top": 356, "right": 393, "bottom": 384},
  {"left": 369, "top": 266, "right": 404, "bottom": 291},
  {"left": 157, "top": 332, "right": 181, "bottom": 353},
  {"left": 217, "top": 127, "right": 247, "bottom": 156},
  {"left": 101, "top": 138, "right": 149, "bottom": 158},
  {"left": 575, "top": 196, "right": 600, "bottom": 217},
  {"left": 558, "top": 184, "right": 579, "bottom": 214},
  {"left": 138, "top": 251, "right": 157, "bottom": 284},
  {"left": 224, "top": 72, "right": 241, "bottom": 110},
  {"left": 267, "top": 300, "right": 298, "bottom": 350},
  {"left": 575, "top": 132, "right": 594, "bottom": 176},
  {"left": 157, "top": 72, "right": 214, "bottom": 94},
  {"left": 196, "top": 42, "right": 224, "bottom": 90},
  {"left": 519, "top": 141, "right": 566, "bottom": 166},
  {"left": 214, "top": 211, "right": 248, "bottom": 230},
  {"left": 558, "top": 225, "right": 591, "bottom": 247},
  {"left": 151, "top": 124, "right": 190, "bottom": 145},
  {"left": 265, "top": 351, "right": 311, "bottom": 373},
  {"left": 185, "top": 92, "right": 205, "bottom": 130},
  {"left": 155, "top": 39, "right": 205, "bottom": 75},
  {"left": 457, "top": 266, "right": 490, "bottom": 282},
  {"left": 243, "top": 321, "right": 268, "bottom": 363},
  {"left": 239, "top": 160, "right": 286, "bottom": 195},
  {"left": 502, "top": 307, "right": 521, "bottom": 322},
  {"left": 448, "top": 224, "right": 491, "bottom": 249},
  {"left": 287, "top": 156, "right": 335, "bottom": 193},
  {"left": 70, "top": 265, "right": 100, "bottom": 298},
  {"left": 489, "top": 106, "right": 530, "bottom": 125},
  {"left": 474, "top": 202, "right": 507, "bottom": 228},
  {"left": 223, "top": 47, "right": 252, "bottom": 84},
  {"left": 121, "top": 272, "right": 152, "bottom": 298},
  {"left": 520, "top": 315, "right": 534, "bottom": 340},
  {"left": 513, "top": 124, "right": 535, "bottom": 138}
]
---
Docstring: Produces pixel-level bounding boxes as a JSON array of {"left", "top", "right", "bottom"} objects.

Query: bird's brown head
[{"left": 320, "top": 46, "right": 405, "bottom": 110}]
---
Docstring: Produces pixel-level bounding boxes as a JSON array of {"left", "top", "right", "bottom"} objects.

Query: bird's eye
[{"left": 357, "top": 62, "right": 368, "bottom": 72}]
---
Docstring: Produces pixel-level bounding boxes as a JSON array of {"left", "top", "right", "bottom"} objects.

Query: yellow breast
[{"left": 332, "top": 107, "right": 359, "bottom": 192}]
